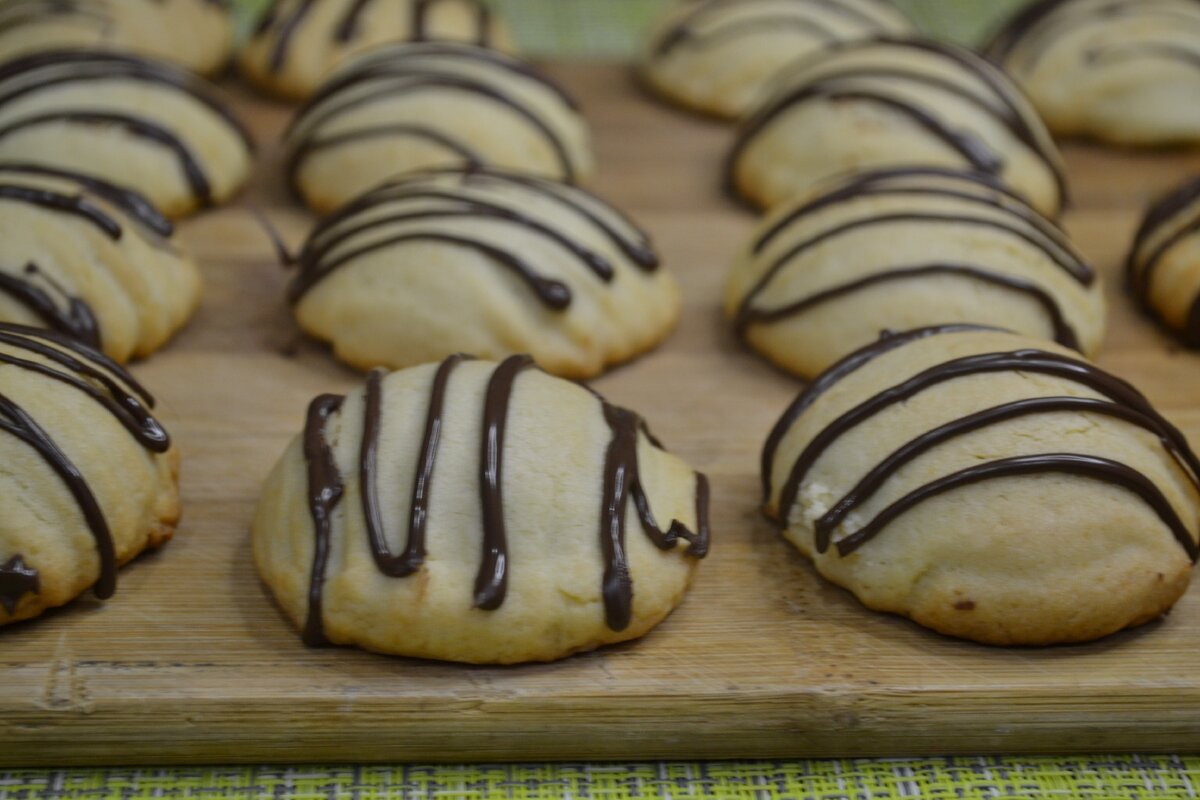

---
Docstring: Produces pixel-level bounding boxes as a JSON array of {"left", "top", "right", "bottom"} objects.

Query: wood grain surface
[{"left": 3, "top": 65, "right": 1200, "bottom": 767}]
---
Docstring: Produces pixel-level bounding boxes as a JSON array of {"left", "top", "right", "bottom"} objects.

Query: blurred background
[{"left": 230, "top": 0, "right": 1029, "bottom": 55}]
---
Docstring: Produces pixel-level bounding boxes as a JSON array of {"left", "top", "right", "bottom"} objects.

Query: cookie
[
  {"left": 0, "top": 0, "right": 233, "bottom": 77},
  {"left": 0, "top": 323, "right": 179, "bottom": 626},
  {"left": 239, "top": 0, "right": 512, "bottom": 101},
  {"left": 727, "top": 38, "right": 1067, "bottom": 217},
  {"left": 0, "top": 50, "right": 254, "bottom": 219},
  {"left": 725, "top": 167, "right": 1106, "bottom": 378},
  {"left": 284, "top": 43, "right": 593, "bottom": 214},
  {"left": 252, "top": 356, "right": 710, "bottom": 663},
  {"left": 986, "top": 0, "right": 1200, "bottom": 146},
  {"left": 761, "top": 325, "right": 1199, "bottom": 645},
  {"left": 0, "top": 164, "right": 201, "bottom": 362},
  {"left": 1128, "top": 176, "right": 1200, "bottom": 346},
  {"left": 640, "top": 0, "right": 913, "bottom": 119},
  {"left": 288, "top": 168, "right": 678, "bottom": 378}
]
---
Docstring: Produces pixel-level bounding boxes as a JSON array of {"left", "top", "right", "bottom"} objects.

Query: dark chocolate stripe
[
  {"left": 815, "top": 396, "right": 1200, "bottom": 551},
  {"left": 0, "top": 392, "right": 116, "bottom": 597},
  {"left": 301, "top": 393, "right": 345, "bottom": 647},
  {"left": 760, "top": 324, "right": 995, "bottom": 501},
  {"left": 775, "top": 349, "right": 1178, "bottom": 519},
  {"left": 740, "top": 212, "right": 1094, "bottom": 323},
  {"left": 0, "top": 555, "right": 38, "bottom": 615},
  {"left": 1127, "top": 176, "right": 1200, "bottom": 346},
  {"left": 657, "top": 16, "right": 838, "bottom": 58},
  {"left": 266, "top": 0, "right": 315, "bottom": 72},
  {"left": 0, "top": 111, "right": 213, "bottom": 206},
  {"left": 0, "top": 263, "right": 100, "bottom": 348},
  {"left": 834, "top": 454, "right": 1199, "bottom": 559},
  {"left": 474, "top": 354, "right": 534, "bottom": 610},
  {"left": 0, "top": 324, "right": 164, "bottom": 449},
  {"left": 289, "top": 74, "right": 577, "bottom": 184},
  {"left": 303, "top": 196, "right": 614, "bottom": 282},
  {"left": 289, "top": 231, "right": 571, "bottom": 309},
  {"left": 735, "top": 263, "right": 1081, "bottom": 350},
  {"left": 752, "top": 167, "right": 1072, "bottom": 258},
  {"left": 0, "top": 183, "right": 121, "bottom": 239},
  {"left": 0, "top": 162, "right": 172, "bottom": 237},
  {"left": 359, "top": 356, "right": 468, "bottom": 577},
  {"left": 334, "top": 0, "right": 373, "bottom": 41}
]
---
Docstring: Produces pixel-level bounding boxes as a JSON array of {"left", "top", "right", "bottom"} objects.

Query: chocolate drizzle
[
  {"left": 0, "top": 50, "right": 252, "bottom": 206},
  {"left": 735, "top": 168, "right": 1091, "bottom": 351},
  {"left": 258, "top": 0, "right": 496, "bottom": 72},
  {"left": 1127, "top": 176, "right": 1200, "bottom": 347},
  {"left": 0, "top": 555, "right": 39, "bottom": 614},
  {"left": 286, "top": 43, "right": 583, "bottom": 191},
  {"left": 764, "top": 331, "right": 1200, "bottom": 561},
  {"left": 289, "top": 167, "right": 656, "bottom": 307},
  {"left": 0, "top": 263, "right": 101, "bottom": 348},
  {"left": 727, "top": 38, "right": 1067, "bottom": 208},
  {"left": 300, "top": 355, "right": 709, "bottom": 645},
  {"left": 0, "top": 323, "right": 168, "bottom": 602}
]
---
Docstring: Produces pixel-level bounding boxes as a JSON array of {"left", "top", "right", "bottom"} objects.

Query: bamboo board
[{"left": 3, "top": 65, "right": 1200, "bottom": 767}]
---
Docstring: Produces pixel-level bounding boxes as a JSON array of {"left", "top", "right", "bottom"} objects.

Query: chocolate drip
[
  {"left": 0, "top": 182, "right": 121, "bottom": 239},
  {"left": 334, "top": 0, "right": 373, "bottom": 41},
  {"left": 289, "top": 230, "right": 571, "bottom": 309},
  {"left": 752, "top": 167, "right": 1075, "bottom": 260},
  {"left": 0, "top": 555, "right": 39, "bottom": 614},
  {"left": 815, "top": 396, "right": 1200, "bottom": 552},
  {"left": 0, "top": 394, "right": 116, "bottom": 597},
  {"left": 599, "top": 403, "right": 710, "bottom": 630},
  {"left": 266, "top": 0, "right": 315, "bottom": 71},
  {"left": 0, "top": 263, "right": 101, "bottom": 348},
  {"left": 0, "top": 324, "right": 166, "bottom": 450},
  {"left": 360, "top": 356, "right": 469, "bottom": 577},
  {"left": 760, "top": 325, "right": 995, "bottom": 501},
  {"left": 473, "top": 355, "right": 533, "bottom": 609},
  {"left": 0, "top": 111, "right": 213, "bottom": 206},
  {"left": 728, "top": 38, "right": 1067, "bottom": 206},
  {"left": 288, "top": 72, "right": 577, "bottom": 185},
  {"left": 0, "top": 51, "right": 253, "bottom": 149},
  {"left": 301, "top": 393, "right": 345, "bottom": 647},
  {"left": 773, "top": 348, "right": 1187, "bottom": 518},
  {"left": 834, "top": 454, "right": 1198, "bottom": 559},
  {"left": 0, "top": 162, "right": 173, "bottom": 237},
  {"left": 735, "top": 263, "right": 1082, "bottom": 350}
]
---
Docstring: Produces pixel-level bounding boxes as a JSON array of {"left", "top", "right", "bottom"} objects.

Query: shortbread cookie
[
  {"left": 641, "top": 0, "right": 913, "bottom": 119},
  {"left": 0, "top": 323, "right": 179, "bottom": 625},
  {"left": 762, "top": 325, "right": 1200, "bottom": 645},
  {"left": 284, "top": 43, "right": 593, "bottom": 214},
  {"left": 1128, "top": 177, "right": 1200, "bottom": 346},
  {"left": 986, "top": 0, "right": 1200, "bottom": 146},
  {"left": 240, "top": 0, "right": 512, "bottom": 101},
  {"left": 0, "top": 0, "right": 233, "bottom": 77},
  {"left": 726, "top": 167, "right": 1105, "bottom": 378},
  {"left": 253, "top": 356, "right": 710, "bottom": 663},
  {"left": 0, "top": 164, "right": 200, "bottom": 362},
  {"left": 727, "top": 38, "right": 1067, "bottom": 217},
  {"left": 288, "top": 167, "right": 679, "bottom": 378},
  {"left": 0, "top": 50, "right": 253, "bottom": 218}
]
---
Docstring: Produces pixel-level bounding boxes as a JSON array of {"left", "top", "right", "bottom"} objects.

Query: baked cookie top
[
  {"left": 0, "top": 163, "right": 200, "bottom": 362},
  {"left": 0, "top": 322, "right": 179, "bottom": 624},
  {"left": 726, "top": 37, "right": 1067, "bottom": 217},
  {"left": 283, "top": 42, "right": 593, "bottom": 213},
  {"left": 252, "top": 355, "right": 710, "bottom": 663},
  {"left": 762, "top": 326, "right": 1200, "bottom": 645},
  {"left": 1128, "top": 176, "right": 1200, "bottom": 346},
  {"left": 240, "top": 0, "right": 512, "bottom": 101},
  {"left": 0, "top": 50, "right": 253, "bottom": 218},
  {"left": 288, "top": 167, "right": 679, "bottom": 378},
  {"left": 0, "top": 0, "right": 233, "bottom": 77},
  {"left": 725, "top": 166, "right": 1105, "bottom": 378},
  {"left": 641, "top": 0, "right": 913, "bottom": 119},
  {"left": 985, "top": 0, "right": 1200, "bottom": 146}
]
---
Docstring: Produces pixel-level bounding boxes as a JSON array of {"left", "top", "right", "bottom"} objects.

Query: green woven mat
[{"left": 3, "top": 756, "right": 1200, "bottom": 799}]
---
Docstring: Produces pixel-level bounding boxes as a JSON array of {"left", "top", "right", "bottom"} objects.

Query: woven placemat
[{"left": 3, "top": 756, "right": 1199, "bottom": 799}]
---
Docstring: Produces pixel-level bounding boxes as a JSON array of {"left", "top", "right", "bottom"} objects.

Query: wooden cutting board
[{"left": 3, "top": 65, "right": 1200, "bottom": 767}]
